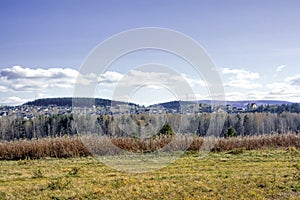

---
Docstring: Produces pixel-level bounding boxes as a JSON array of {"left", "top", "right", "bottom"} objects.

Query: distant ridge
[
  {"left": 196, "top": 100, "right": 294, "bottom": 108},
  {"left": 23, "top": 98, "right": 296, "bottom": 108},
  {"left": 23, "top": 97, "right": 137, "bottom": 107}
]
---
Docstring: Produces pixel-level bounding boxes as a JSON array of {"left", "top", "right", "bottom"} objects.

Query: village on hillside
[{"left": 0, "top": 98, "right": 298, "bottom": 120}]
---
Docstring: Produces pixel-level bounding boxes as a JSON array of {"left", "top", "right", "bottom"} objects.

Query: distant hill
[
  {"left": 150, "top": 101, "right": 198, "bottom": 110},
  {"left": 153, "top": 100, "right": 294, "bottom": 109},
  {"left": 23, "top": 98, "right": 296, "bottom": 108},
  {"left": 197, "top": 100, "right": 294, "bottom": 108},
  {"left": 24, "top": 97, "right": 137, "bottom": 107}
]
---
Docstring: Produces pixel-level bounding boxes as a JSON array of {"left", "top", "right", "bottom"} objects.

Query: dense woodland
[
  {"left": 255, "top": 103, "right": 300, "bottom": 113},
  {"left": 24, "top": 97, "right": 134, "bottom": 107},
  {"left": 1, "top": 110, "right": 300, "bottom": 140}
]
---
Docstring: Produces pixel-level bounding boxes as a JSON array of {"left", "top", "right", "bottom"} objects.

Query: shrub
[
  {"left": 228, "top": 147, "right": 246, "bottom": 155},
  {"left": 32, "top": 169, "right": 44, "bottom": 178},
  {"left": 47, "top": 178, "right": 71, "bottom": 190},
  {"left": 68, "top": 167, "right": 80, "bottom": 176}
]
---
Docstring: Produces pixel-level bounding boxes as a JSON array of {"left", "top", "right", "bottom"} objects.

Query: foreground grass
[{"left": 0, "top": 150, "right": 299, "bottom": 199}]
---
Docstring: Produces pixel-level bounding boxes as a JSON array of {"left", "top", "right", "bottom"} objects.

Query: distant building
[
  {"left": 247, "top": 103, "right": 257, "bottom": 111},
  {"left": 226, "top": 104, "right": 233, "bottom": 113}
]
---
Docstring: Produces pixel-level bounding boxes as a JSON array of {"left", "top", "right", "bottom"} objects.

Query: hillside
[
  {"left": 23, "top": 97, "right": 137, "bottom": 107},
  {"left": 22, "top": 98, "right": 297, "bottom": 110}
]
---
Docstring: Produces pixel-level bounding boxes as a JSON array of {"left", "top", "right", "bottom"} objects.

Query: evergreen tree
[
  {"left": 159, "top": 124, "right": 174, "bottom": 136},
  {"left": 225, "top": 126, "right": 237, "bottom": 138},
  {"left": 243, "top": 115, "right": 251, "bottom": 135},
  {"left": 234, "top": 114, "right": 244, "bottom": 136}
]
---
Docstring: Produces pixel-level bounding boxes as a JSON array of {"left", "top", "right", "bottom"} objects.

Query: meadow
[
  {"left": 0, "top": 150, "right": 299, "bottom": 199},
  {"left": 0, "top": 134, "right": 300, "bottom": 199}
]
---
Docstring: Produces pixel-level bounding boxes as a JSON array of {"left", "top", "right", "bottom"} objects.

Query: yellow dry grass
[{"left": 0, "top": 150, "right": 299, "bottom": 199}]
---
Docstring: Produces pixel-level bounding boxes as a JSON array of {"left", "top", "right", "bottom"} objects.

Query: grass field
[{"left": 0, "top": 150, "right": 299, "bottom": 199}]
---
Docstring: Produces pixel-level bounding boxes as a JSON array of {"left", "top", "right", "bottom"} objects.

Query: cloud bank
[{"left": 1, "top": 65, "right": 300, "bottom": 105}]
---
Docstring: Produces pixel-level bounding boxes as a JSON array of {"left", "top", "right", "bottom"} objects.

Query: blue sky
[{"left": 0, "top": 0, "right": 300, "bottom": 105}]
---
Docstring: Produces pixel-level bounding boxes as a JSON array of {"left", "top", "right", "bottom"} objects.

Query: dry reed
[{"left": 0, "top": 133, "right": 299, "bottom": 160}]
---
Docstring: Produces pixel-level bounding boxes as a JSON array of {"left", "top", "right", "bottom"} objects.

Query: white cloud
[
  {"left": 76, "top": 73, "right": 98, "bottom": 85},
  {"left": 1, "top": 66, "right": 207, "bottom": 105},
  {"left": 0, "top": 65, "right": 100, "bottom": 92},
  {"left": 1, "top": 65, "right": 78, "bottom": 80},
  {"left": 245, "top": 90, "right": 268, "bottom": 100},
  {"left": 223, "top": 79, "right": 262, "bottom": 89},
  {"left": 285, "top": 74, "right": 300, "bottom": 86},
  {"left": 222, "top": 68, "right": 260, "bottom": 80},
  {"left": 144, "top": 84, "right": 165, "bottom": 90},
  {"left": 1, "top": 65, "right": 299, "bottom": 105},
  {"left": 0, "top": 85, "right": 8, "bottom": 92},
  {"left": 265, "top": 74, "right": 300, "bottom": 102},
  {"left": 276, "top": 65, "right": 287, "bottom": 72},
  {"left": 104, "top": 69, "right": 204, "bottom": 90},
  {"left": 0, "top": 66, "right": 104, "bottom": 104},
  {"left": 96, "top": 69, "right": 206, "bottom": 103},
  {"left": 98, "top": 71, "right": 123, "bottom": 85},
  {"left": 181, "top": 74, "right": 207, "bottom": 87},
  {"left": 220, "top": 67, "right": 300, "bottom": 102},
  {"left": 221, "top": 67, "right": 261, "bottom": 89},
  {"left": 224, "top": 91, "right": 249, "bottom": 101},
  {"left": 0, "top": 66, "right": 79, "bottom": 92},
  {"left": 266, "top": 82, "right": 291, "bottom": 93},
  {"left": 0, "top": 96, "right": 30, "bottom": 105}
]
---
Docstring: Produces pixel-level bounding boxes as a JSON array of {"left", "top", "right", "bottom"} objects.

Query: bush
[
  {"left": 228, "top": 147, "right": 246, "bottom": 155},
  {"left": 32, "top": 169, "right": 44, "bottom": 178},
  {"left": 47, "top": 178, "right": 71, "bottom": 190}
]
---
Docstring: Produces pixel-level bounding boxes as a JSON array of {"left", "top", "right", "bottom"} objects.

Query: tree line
[
  {"left": 197, "top": 112, "right": 300, "bottom": 137},
  {"left": 255, "top": 103, "right": 300, "bottom": 113},
  {"left": 1, "top": 112, "right": 300, "bottom": 140}
]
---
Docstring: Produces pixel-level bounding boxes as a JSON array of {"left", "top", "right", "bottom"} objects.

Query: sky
[{"left": 0, "top": 0, "right": 300, "bottom": 105}]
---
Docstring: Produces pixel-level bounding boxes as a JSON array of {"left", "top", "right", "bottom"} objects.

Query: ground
[{"left": 0, "top": 150, "right": 299, "bottom": 199}]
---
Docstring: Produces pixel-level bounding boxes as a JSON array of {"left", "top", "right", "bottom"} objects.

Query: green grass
[{"left": 0, "top": 150, "right": 299, "bottom": 199}]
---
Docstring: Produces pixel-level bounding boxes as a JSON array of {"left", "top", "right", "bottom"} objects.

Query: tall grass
[
  {"left": 0, "top": 133, "right": 299, "bottom": 160},
  {"left": 0, "top": 137, "right": 90, "bottom": 160},
  {"left": 211, "top": 133, "right": 300, "bottom": 152}
]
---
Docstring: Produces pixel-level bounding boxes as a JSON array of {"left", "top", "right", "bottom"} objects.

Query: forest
[{"left": 1, "top": 111, "right": 300, "bottom": 141}]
